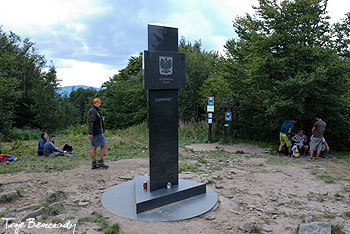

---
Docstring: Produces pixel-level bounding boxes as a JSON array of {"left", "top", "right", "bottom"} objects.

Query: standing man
[
  {"left": 87, "top": 98, "right": 108, "bottom": 169},
  {"left": 278, "top": 118, "right": 297, "bottom": 157},
  {"left": 309, "top": 114, "right": 326, "bottom": 160}
]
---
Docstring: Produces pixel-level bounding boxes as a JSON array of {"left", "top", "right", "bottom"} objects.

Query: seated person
[
  {"left": 43, "top": 135, "right": 64, "bottom": 157},
  {"left": 321, "top": 138, "right": 330, "bottom": 153},
  {"left": 292, "top": 129, "right": 309, "bottom": 156},
  {"left": 37, "top": 132, "right": 48, "bottom": 155},
  {"left": 310, "top": 135, "right": 329, "bottom": 155}
]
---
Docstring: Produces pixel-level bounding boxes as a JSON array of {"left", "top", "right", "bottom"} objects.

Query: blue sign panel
[
  {"left": 208, "top": 96, "right": 214, "bottom": 106},
  {"left": 225, "top": 112, "right": 232, "bottom": 121}
]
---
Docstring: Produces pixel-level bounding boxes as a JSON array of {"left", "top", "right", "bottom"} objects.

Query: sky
[{"left": 0, "top": 0, "right": 349, "bottom": 88}]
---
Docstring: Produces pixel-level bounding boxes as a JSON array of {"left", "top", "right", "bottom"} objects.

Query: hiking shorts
[
  {"left": 310, "top": 137, "right": 323, "bottom": 151},
  {"left": 280, "top": 132, "right": 292, "bottom": 148},
  {"left": 91, "top": 134, "right": 106, "bottom": 147}
]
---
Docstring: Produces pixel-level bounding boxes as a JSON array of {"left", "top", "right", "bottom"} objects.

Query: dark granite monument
[
  {"left": 101, "top": 24, "right": 217, "bottom": 221},
  {"left": 144, "top": 24, "right": 185, "bottom": 191}
]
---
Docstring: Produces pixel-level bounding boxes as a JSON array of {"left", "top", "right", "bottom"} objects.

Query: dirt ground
[{"left": 1, "top": 143, "right": 350, "bottom": 234}]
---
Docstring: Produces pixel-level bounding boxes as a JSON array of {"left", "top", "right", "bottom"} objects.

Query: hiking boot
[
  {"left": 277, "top": 151, "right": 282, "bottom": 157},
  {"left": 307, "top": 157, "right": 312, "bottom": 161},
  {"left": 91, "top": 160, "right": 98, "bottom": 170},
  {"left": 98, "top": 159, "right": 109, "bottom": 169}
]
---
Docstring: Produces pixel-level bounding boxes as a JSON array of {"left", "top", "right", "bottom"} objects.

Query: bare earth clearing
[{"left": 1, "top": 143, "right": 350, "bottom": 234}]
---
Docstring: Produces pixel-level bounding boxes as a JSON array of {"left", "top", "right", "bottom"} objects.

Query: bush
[
  {"left": 179, "top": 120, "right": 208, "bottom": 145},
  {"left": 63, "top": 124, "right": 86, "bottom": 136},
  {"left": 6, "top": 127, "right": 41, "bottom": 141}
]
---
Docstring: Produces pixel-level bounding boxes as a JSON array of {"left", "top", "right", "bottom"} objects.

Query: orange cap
[{"left": 92, "top": 98, "right": 101, "bottom": 104}]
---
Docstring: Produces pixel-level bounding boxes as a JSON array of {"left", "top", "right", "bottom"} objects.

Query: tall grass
[
  {"left": 179, "top": 120, "right": 208, "bottom": 145},
  {"left": 5, "top": 127, "right": 42, "bottom": 141},
  {"left": 0, "top": 122, "right": 208, "bottom": 174}
]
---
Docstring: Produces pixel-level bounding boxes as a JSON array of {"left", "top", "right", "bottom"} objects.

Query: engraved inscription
[
  {"left": 155, "top": 97, "right": 173, "bottom": 102},
  {"left": 159, "top": 56, "right": 173, "bottom": 75}
]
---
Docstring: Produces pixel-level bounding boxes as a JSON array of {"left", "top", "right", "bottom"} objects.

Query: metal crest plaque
[
  {"left": 159, "top": 56, "right": 173, "bottom": 75},
  {"left": 144, "top": 50, "right": 185, "bottom": 90}
]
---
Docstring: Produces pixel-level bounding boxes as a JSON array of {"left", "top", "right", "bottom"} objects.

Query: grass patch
[
  {"left": 299, "top": 213, "right": 306, "bottom": 222},
  {"left": 206, "top": 179, "right": 214, "bottom": 184},
  {"left": 179, "top": 163, "right": 201, "bottom": 173},
  {"left": 209, "top": 165, "right": 223, "bottom": 171},
  {"left": 317, "top": 195, "right": 326, "bottom": 202},
  {"left": 206, "top": 150, "right": 231, "bottom": 159},
  {"left": 310, "top": 170, "right": 335, "bottom": 183},
  {"left": 265, "top": 156, "right": 300, "bottom": 166},
  {"left": 78, "top": 213, "right": 120, "bottom": 233},
  {"left": 196, "top": 156, "right": 208, "bottom": 165},
  {"left": 0, "top": 210, "right": 9, "bottom": 218},
  {"left": 331, "top": 151, "right": 350, "bottom": 160},
  {"left": 105, "top": 223, "right": 121, "bottom": 234},
  {"left": 0, "top": 190, "right": 23, "bottom": 202},
  {"left": 323, "top": 213, "right": 337, "bottom": 219},
  {"left": 52, "top": 218, "right": 64, "bottom": 224},
  {"left": 344, "top": 186, "right": 350, "bottom": 192},
  {"left": 46, "top": 190, "right": 66, "bottom": 204},
  {"left": 179, "top": 121, "right": 208, "bottom": 146},
  {"left": 334, "top": 193, "right": 345, "bottom": 201},
  {"left": 252, "top": 225, "right": 263, "bottom": 233},
  {"left": 331, "top": 224, "right": 344, "bottom": 234},
  {"left": 42, "top": 207, "right": 61, "bottom": 220},
  {"left": 343, "top": 211, "right": 350, "bottom": 217}
]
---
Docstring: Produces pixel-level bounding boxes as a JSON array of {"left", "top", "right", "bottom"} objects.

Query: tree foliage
[
  {"left": 223, "top": 0, "right": 350, "bottom": 149},
  {"left": 0, "top": 27, "right": 82, "bottom": 139},
  {"left": 1, "top": 1, "right": 349, "bottom": 150},
  {"left": 178, "top": 38, "right": 220, "bottom": 121},
  {"left": 100, "top": 53, "right": 147, "bottom": 129}
]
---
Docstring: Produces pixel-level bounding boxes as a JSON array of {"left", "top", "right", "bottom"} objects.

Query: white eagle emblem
[{"left": 159, "top": 56, "right": 173, "bottom": 75}]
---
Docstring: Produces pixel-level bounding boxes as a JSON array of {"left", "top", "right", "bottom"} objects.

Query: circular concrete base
[{"left": 101, "top": 179, "right": 217, "bottom": 221}]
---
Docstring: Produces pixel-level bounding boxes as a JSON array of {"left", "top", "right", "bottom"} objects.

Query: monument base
[
  {"left": 135, "top": 175, "right": 206, "bottom": 213},
  {"left": 101, "top": 175, "right": 217, "bottom": 221}
]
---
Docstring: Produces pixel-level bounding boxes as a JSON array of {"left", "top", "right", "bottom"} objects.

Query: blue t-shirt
[{"left": 280, "top": 120, "right": 294, "bottom": 135}]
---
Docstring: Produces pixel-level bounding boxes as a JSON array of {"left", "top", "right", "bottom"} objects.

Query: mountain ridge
[{"left": 57, "top": 85, "right": 101, "bottom": 96}]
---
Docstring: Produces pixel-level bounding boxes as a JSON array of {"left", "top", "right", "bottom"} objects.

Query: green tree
[
  {"left": 69, "top": 87, "right": 97, "bottom": 125},
  {"left": 224, "top": 0, "right": 350, "bottom": 149},
  {"left": 178, "top": 38, "right": 219, "bottom": 122},
  {"left": 0, "top": 27, "right": 62, "bottom": 138},
  {"left": 100, "top": 53, "right": 147, "bottom": 129}
]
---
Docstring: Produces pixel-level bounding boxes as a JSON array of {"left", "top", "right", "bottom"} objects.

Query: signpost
[
  {"left": 220, "top": 100, "right": 238, "bottom": 143},
  {"left": 207, "top": 96, "right": 214, "bottom": 140}
]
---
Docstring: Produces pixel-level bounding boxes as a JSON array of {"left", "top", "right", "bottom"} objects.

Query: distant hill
[{"left": 57, "top": 85, "right": 101, "bottom": 96}]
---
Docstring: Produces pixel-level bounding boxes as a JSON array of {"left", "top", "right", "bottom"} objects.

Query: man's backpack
[{"left": 62, "top": 144, "right": 73, "bottom": 152}]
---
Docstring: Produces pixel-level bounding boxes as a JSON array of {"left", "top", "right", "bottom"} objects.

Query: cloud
[
  {"left": 0, "top": 0, "right": 109, "bottom": 32},
  {"left": 1, "top": 0, "right": 348, "bottom": 88},
  {"left": 163, "top": 0, "right": 258, "bottom": 53},
  {"left": 55, "top": 59, "right": 118, "bottom": 87},
  {"left": 327, "top": 1, "right": 350, "bottom": 23}
]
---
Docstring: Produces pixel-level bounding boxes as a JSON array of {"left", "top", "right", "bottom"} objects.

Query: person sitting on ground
[
  {"left": 291, "top": 129, "right": 309, "bottom": 156},
  {"left": 278, "top": 118, "right": 297, "bottom": 157},
  {"left": 43, "top": 135, "right": 65, "bottom": 157},
  {"left": 37, "top": 132, "right": 48, "bottom": 155},
  {"left": 321, "top": 138, "right": 330, "bottom": 153},
  {"left": 310, "top": 135, "right": 329, "bottom": 156}
]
